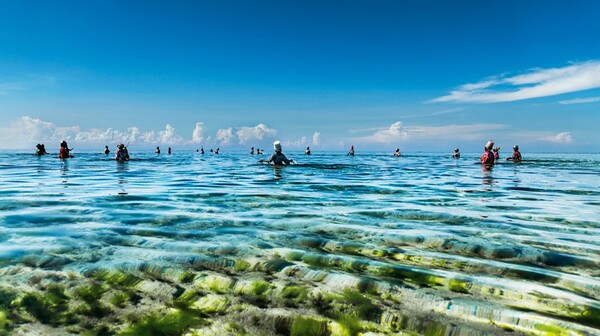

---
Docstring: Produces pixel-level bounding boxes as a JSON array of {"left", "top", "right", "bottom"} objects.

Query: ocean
[{"left": 1, "top": 150, "right": 599, "bottom": 335}]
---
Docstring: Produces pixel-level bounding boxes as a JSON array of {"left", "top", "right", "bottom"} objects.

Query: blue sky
[{"left": 1, "top": 0, "right": 599, "bottom": 152}]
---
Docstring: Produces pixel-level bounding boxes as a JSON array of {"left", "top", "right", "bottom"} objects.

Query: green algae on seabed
[{"left": 119, "top": 310, "right": 208, "bottom": 336}]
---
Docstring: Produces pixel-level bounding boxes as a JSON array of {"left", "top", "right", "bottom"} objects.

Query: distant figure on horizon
[
  {"left": 305, "top": 146, "right": 311, "bottom": 155},
  {"left": 493, "top": 147, "right": 500, "bottom": 162},
  {"left": 480, "top": 140, "right": 495, "bottom": 165},
  {"left": 394, "top": 148, "right": 401, "bottom": 156},
  {"left": 201, "top": 147, "right": 205, "bottom": 154},
  {"left": 452, "top": 148, "right": 460, "bottom": 158},
  {"left": 35, "top": 144, "right": 48, "bottom": 156},
  {"left": 58, "top": 141, "right": 73, "bottom": 159},
  {"left": 168, "top": 147, "right": 172, "bottom": 154},
  {"left": 215, "top": 148, "right": 220, "bottom": 154},
  {"left": 250, "top": 147, "right": 255, "bottom": 155},
  {"left": 348, "top": 145, "right": 355, "bottom": 156},
  {"left": 115, "top": 143, "right": 130, "bottom": 161},
  {"left": 104, "top": 145, "right": 110, "bottom": 154},
  {"left": 508, "top": 145, "right": 522, "bottom": 163},
  {"left": 155, "top": 146, "right": 161, "bottom": 154},
  {"left": 265, "top": 140, "right": 292, "bottom": 165},
  {"left": 257, "top": 148, "right": 263, "bottom": 155}
]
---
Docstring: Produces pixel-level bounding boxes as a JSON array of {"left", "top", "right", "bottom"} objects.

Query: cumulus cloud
[
  {"left": 235, "top": 123, "right": 277, "bottom": 145},
  {"left": 191, "top": 122, "right": 205, "bottom": 144},
  {"left": 432, "top": 61, "right": 600, "bottom": 103},
  {"left": 312, "top": 132, "right": 321, "bottom": 146},
  {"left": 558, "top": 96, "right": 600, "bottom": 105},
  {"left": 543, "top": 132, "right": 573, "bottom": 144},
  {"left": 216, "top": 128, "right": 234, "bottom": 145},
  {"left": 357, "top": 122, "right": 409, "bottom": 143},
  {"left": 0, "top": 116, "right": 190, "bottom": 149},
  {"left": 283, "top": 137, "right": 307, "bottom": 148},
  {"left": 354, "top": 121, "right": 507, "bottom": 145}
]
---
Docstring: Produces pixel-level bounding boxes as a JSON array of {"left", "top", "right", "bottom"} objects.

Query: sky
[{"left": 1, "top": 0, "right": 599, "bottom": 152}]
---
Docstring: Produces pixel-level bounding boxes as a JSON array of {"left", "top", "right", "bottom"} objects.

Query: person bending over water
[
  {"left": 59, "top": 141, "right": 73, "bottom": 159},
  {"left": 115, "top": 144, "right": 130, "bottom": 161},
  {"left": 480, "top": 140, "right": 495, "bottom": 165},
  {"left": 265, "top": 141, "right": 292, "bottom": 165},
  {"left": 452, "top": 148, "right": 460, "bottom": 158},
  {"left": 508, "top": 145, "right": 522, "bottom": 163}
]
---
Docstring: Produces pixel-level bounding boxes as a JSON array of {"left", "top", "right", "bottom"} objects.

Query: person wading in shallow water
[
  {"left": 508, "top": 145, "right": 522, "bottom": 163},
  {"left": 59, "top": 141, "right": 73, "bottom": 159},
  {"left": 453, "top": 148, "right": 460, "bottom": 158},
  {"left": 348, "top": 145, "right": 355, "bottom": 156},
  {"left": 264, "top": 141, "right": 293, "bottom": 165},
  {"left": 115, "top": 144, "right": 130, "bottom": 161},
  {"left": 480, "top": 140, "right": 495, "bottom": 165}
]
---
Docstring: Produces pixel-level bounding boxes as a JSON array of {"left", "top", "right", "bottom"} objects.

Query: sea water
[{"left": 0, "top": 150, "right": 599, "bottom": 335}]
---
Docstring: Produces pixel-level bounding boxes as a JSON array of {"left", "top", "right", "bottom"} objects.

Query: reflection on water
[{"left": 0, "top": 151, "right": 599, "bottom": 335}]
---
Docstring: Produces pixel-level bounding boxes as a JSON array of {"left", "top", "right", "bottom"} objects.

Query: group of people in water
[
  {"left": 479, "top": 140, "right": 522, "bottom": 164},
  {"left": 33, "top": 139, "right": 522, "bottom": 165}
]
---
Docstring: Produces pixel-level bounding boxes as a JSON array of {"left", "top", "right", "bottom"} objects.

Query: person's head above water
[
  {"left": 455, "top": 148, "right": 459, "bottom": 152},
  {"left": 513, "top": 145, "right": 519, "bottom": 151},
  {"left": 273, "top": 140, "right": 282, "bottom": 152}
]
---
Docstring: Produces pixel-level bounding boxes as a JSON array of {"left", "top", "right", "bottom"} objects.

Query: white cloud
[
  {"left": 235, "top": 123, "right": 277, "bottom": 145},
  {"left": 432, "top": 61, "right": 600, "bottom": 103},
  {"left": 283, "top": 137, "right": 307, "bottom": 148},
  {"left": 216, "top": 128, "right": 234, "bottom": 145},
  {"left": 0, "top": 116, "right": 190, "bottom": 149},
  {"left": 357, "top": 121, "right": 409, "bottom": 143},
  {"left": 558, "top": 96, "right": 600, "bottom": 105},
  {"left": 543, "top": 132, "right": 573, "bottom": 144},
  {"left": 354, "top": 121, "right": 507, "bottom": 145},
  {"left": 312, "top": 132, "right": 321, "bottom": 146},
  {"left": 191, "top": 122, "right": 205, "bottom": 144}
]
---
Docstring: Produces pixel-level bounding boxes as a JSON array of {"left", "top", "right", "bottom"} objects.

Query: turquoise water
[{"left": 1, "top": 151, "right": 599, "bottom": 335}]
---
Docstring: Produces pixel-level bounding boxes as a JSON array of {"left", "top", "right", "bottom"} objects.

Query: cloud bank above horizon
[{"left": 432, "top": 61, "right": 600, "bottom": 103}]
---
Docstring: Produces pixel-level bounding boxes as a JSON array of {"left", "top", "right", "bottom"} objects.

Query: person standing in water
[
  {"left": 508, "top": 145, "right": 522, "bottom": 163},
  {"left": 155, "top": 146, "right": 161, "bottom": 154},
  {"left": 215, "top": 148, "right": 220, "bottom": 154},
  {"left": 168, "top": 147, "right": 172, "bottom": 154},
  {"left": 480, "top": 140, "right": 495, "bottom": 165},
  {"left": 59, "top": 141, "right": 73, "bottom": 159},
  {"left": 35, "top": 144, "right": 48, "bottom": 155},
  {"left": 493, "top": 147, "right": 500, "bottom": 162},
  {"left": 394, "top": 148, "right": 401, "bottom": 156},
  {"left": 452, "top": 148, "right": 460, "bottom": 158},
  {"left": 348, "top": 145, "right": 355, "bottom": 156},
  {"left": 104, "top": 145, "right": 110, "bottom": 154},
  {"left": 305, "top": 146, "right": 311, "bottom": 155},
  {"left": 200, "top": 147, "right": 205, "bottom": 154},
  {"left": 115, "top": 144, "right": 130, "bottom": 161},
  {"left": 265, "top": 141, "right": 292, "bottom": 165}
]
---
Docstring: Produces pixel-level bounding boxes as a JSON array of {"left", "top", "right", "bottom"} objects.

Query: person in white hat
[
  {"left": 480, "top": 140, "right": 495, "bottom": 165},
  {"left": 265, "top": 140, "right": 292, "bottom": 165}
]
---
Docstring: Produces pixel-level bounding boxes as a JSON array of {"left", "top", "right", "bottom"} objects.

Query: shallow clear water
[{"left": 1, "top": 150, "right": 599, "bottom": 334}]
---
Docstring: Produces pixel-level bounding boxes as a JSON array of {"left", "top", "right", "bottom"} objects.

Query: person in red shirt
[
  {"left": 58, "top": 141, "right": 73, "bottom": 159},
  {"left": 480, "top": 140, "right": 495, "bottom": 165}
]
